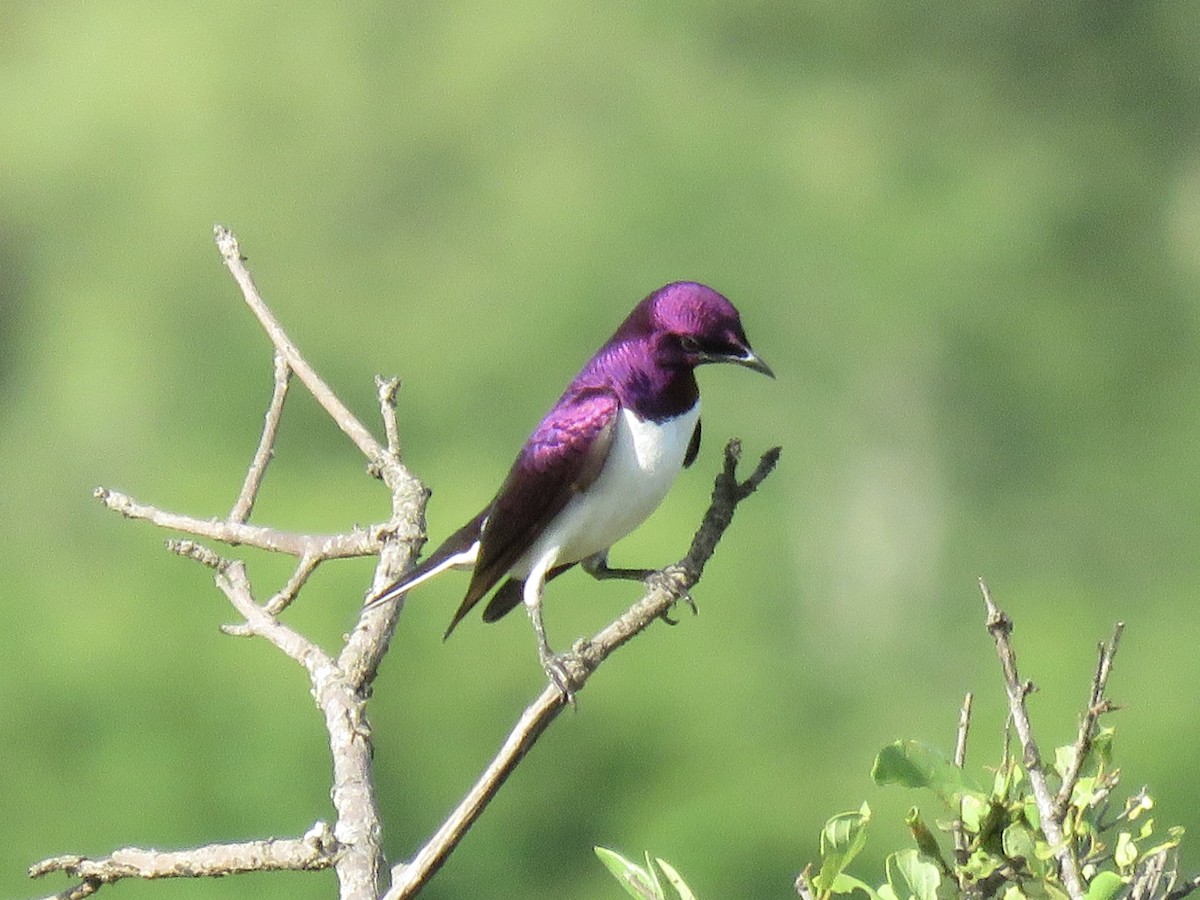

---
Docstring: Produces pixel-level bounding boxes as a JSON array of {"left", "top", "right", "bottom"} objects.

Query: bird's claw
[
  {"left": 645, "top": 569, "right": 696, "bottom": 625},
  {"left": 540, "top": 651, "right": 578, "bottom": 707}
]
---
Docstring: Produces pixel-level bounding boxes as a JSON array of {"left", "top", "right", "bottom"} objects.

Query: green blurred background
[{"left": 4, "top": 3, "right": 1200, "bottom": 898}]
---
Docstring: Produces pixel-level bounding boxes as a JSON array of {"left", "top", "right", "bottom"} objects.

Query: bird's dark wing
[
  {"left": 480, "top": 562, "right": 575, "bottom": 623},
  {"left": 683, "top": 416, "right": 701, "bottom": 468},
  {"left": 444, "top": 388, "right": 619, "bottom": 636}
]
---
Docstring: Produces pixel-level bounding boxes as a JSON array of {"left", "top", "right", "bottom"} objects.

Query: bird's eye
[{"left": 679, "top": 336, "right": 702, "bottom": 354}]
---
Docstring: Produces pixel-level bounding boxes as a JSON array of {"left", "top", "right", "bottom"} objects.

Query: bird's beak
[{"left": 731, "top": 347, "right": 775, "bottom": 379}]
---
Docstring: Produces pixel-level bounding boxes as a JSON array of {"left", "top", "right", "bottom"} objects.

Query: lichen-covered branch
[{"left": 30, "top": 823, "right": 337, "bottom": 900}]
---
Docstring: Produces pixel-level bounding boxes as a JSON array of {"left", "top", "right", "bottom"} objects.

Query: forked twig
[
  {"left": 979, "top": 579, "right": 1084, "bottom": 900},
  {"left": 1053, "top": 622, "right": 1124, "bottom": 817}
]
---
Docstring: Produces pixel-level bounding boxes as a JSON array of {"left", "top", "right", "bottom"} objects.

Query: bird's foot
[
  {"left": 540, "top": 651, "right": 579, "bottom": 708},
  {"left": 645, "top": 567, "right": 696, "bottom": 625}
]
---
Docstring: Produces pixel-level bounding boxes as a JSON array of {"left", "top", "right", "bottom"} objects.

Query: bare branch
[
  {"left": 952, "top": 691, "right": 973, "bottom": 868},
  {"left": 265, "top": 551, "right": 323, "bottom": 616},
  {"left": 384, "top": 441, "right": 781, "bottom": 898},
  {"left": 954, "top": 690, "right": 972, "bottom": 769},
  {"left": 30, "top": 823, "right": 337, "bottom": 898},
  {"left": 1053, "top": 622, "right": 1124, "bottom": 817},
  {"left": 95, "top": 485, "right": 381, "bottom": 559},
  {"left": 213, "top": 225, "right": 385, "bottom": 466},
  {"left": 339, "top": 480, "right": 429, "bottom": 691},
  {"left": 1166, "top": 874, "right": 1200, "bottom": 900},
  {"left": 376, "top": 375, "right": 403, "bottom": 462},
  {"left": 209, "top": 558, "right": 386, "bottom": 897},
  {"left": 231, "top": 350, "right": 292, "bottom": 522},
  {"left": 210, "top": 560, "right": 329, "bottom": 669},
  {"left": 978, "top": 578, "right": 1084, "bottom": 900},
  {"left": 165, "top": 538, "right": 228, "bottom": 570}
]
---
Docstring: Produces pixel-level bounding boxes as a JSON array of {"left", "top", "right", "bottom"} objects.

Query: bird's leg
[
  {"left": 582, "top": 552, "right": 696, "bottom": 625},
  {"left": 580, "top": 551, "right": 654, "bottom": 582},
  {"left": 524, "top": 557, "right": 576, "bottom": 704}
]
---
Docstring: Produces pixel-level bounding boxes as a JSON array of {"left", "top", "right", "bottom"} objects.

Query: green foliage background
[{"left": 4, "top": 4, "right": 1199, "bottom": 898}]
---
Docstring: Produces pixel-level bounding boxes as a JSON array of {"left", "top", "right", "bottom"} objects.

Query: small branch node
[
  {"left": 376, "top": 374, "right": 403, "bottom": 461},
  {"left": 165, "top": 539, "right": 229, "bottom": 571}
]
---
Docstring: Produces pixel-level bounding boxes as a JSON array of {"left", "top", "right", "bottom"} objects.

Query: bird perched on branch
[{"left": 366, "top": 281, "right": 773, "bottom": 692}]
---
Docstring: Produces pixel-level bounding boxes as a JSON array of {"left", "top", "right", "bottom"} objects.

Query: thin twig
[
  {"left": 95, "top": 485, "right": 381, "bottom": 558},
  {"left": 376, "top": 375, "right": 403, "bottom": 462},
  {"left": 954, "top": 691, "right": 972, "bottom": 769},
  {"left": 795, "top": 867, "right": 818, "bottom": 900},
  {"left": 265, "top": 551, "right": 323, "bottom": 616},
  {"left": 383, "top": 441, "right": 781, "bottom": 899},
  {"left": 231, "top": 350, "right": 292, "bottom": 522},
  {"left": 1166, "top": 874, "right": 1200, "bottom": 900},
  {"left": 1053, "top": 622, "right": 1124, "bottom": 817},
  {"left": 30, "top": 823, "right": 338, "bottom": 898},
  {"left": 978, "top": 578, "right": 1085, "bottom": 900},
  {"left": 213, "top": 226, "right": 385, "bottom": 467},
  {"left": 952, "top": 691, "right": 973, "bottom": 868}
]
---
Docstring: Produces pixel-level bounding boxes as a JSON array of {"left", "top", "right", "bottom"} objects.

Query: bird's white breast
[{"left": 515, "top": 403, "right": 701, "bottom": 575}]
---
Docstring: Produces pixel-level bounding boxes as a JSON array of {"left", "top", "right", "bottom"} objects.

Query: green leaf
[
  {"left": 1023, "top": 798, "right": 1041, "bottom": 832},
  {"left": 884, "top": 849, "right": 941, "bottom": 900},
  {"left": 1092, "top": 728, "right": 1115, "bottom": 768},
  {"left": 1083, "top": 871, "right": 1126, "bottom": 900},
  {"left": 1126, "top": 792, "right": 1153, "bottom": 821},
  {"left": 1070, "top": 776, "right": 1101, "bottom": 809},
  {"left": 595, "top": 847, "right": 663, "bottom": 900},
  {"left": 1138, "top": 825, "right": 1185, "bottom": 860},
  {"left": 644, "top": 852, "right": 664, "bottom": 897},
  {"left": 1114, "top": 832, "right": 1137, "bottom": 870},
  {"left": 1137, "top": 817, "right": 1155, "bottom": 841},
  {"left": 872, "top": 741, "right": 982, "bottom": 805},
  {"left": 1054, "top": 745, "right": 1078, "bottom": 780},
  {"left": 961, "top": 794, "right": 986, "bottom": 832},
  {"left": 905, "top": 807, "right": 950, "bottom": 873},
  {"left": 655, "top": 858, "right": 695, "bottom": 900},
  {"left": 963, "top": 848, "right": 1002, "bottom": 880},
  {"left": 1002, "top": 822, "right": 1046, "bottom": 878},
  {"left": 831, "top": 872, "right": 883, "bottom": 900},
  {"left": 814, "top": 804, "right": 872, "bottom": 893},
  {"left": 1002, "top": 822, "right": 1035, "bottom": 861}
]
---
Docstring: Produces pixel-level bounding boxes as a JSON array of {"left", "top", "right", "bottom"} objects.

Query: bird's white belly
[{"left": 514, "top": 403, "right": 700, "bottom": 575}]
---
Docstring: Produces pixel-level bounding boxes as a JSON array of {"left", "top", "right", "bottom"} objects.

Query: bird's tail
[{"left": 364, "top": 509, "right": 486, "bottom": 609}]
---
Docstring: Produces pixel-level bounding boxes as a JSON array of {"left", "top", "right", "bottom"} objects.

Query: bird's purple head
[{"left": 630, "top": 281, "right": 774, "bottom": 377}]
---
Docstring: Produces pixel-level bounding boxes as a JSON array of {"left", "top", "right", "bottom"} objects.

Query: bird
[{"left": 365, "top": 281, "right": 773, "bottom": 691}]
